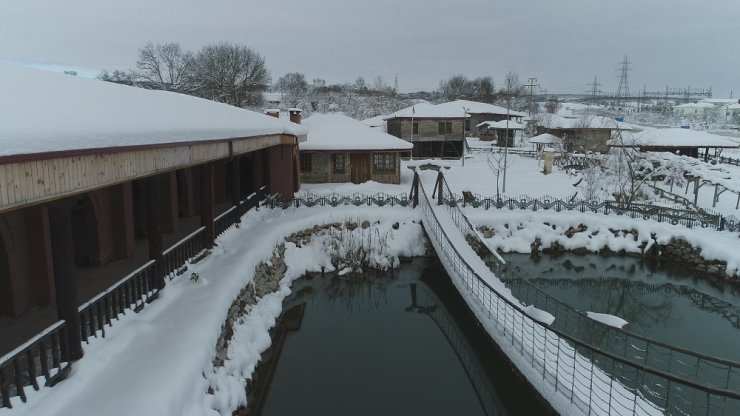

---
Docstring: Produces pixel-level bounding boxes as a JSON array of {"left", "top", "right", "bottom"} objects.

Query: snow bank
[
  {"left": 464, "top": 209, "right": 740, "bottom": 277},
  {"left": 3, "top": 206, "right": 421, "bottom": 416}
]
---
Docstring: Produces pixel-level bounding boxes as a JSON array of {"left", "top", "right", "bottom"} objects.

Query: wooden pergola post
[
  {"left": 200, "top": 163, "right": 215, "bottom": 248},
  {"left": 48, "top": 202, "right": 83, "bottom": 360},
  {"left": 145, "top": 175, "right": 165, "bottom": 290}
]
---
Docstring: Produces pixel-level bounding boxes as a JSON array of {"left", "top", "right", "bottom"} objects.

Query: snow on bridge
[{"left": 414, "top": 168, "right": 738, "bottom": 416}]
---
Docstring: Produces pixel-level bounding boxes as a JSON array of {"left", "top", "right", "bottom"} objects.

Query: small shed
[
  {"left": 528, "top": 133, "right": 562, "bottom": 152},
  {"left": 477, "top": 120, "right": 525, "bottom": 146},
  {"left": 607, "top": 128, "right": 740, "bottom": 160},
  {"left": 301, "top": 113, "right": 412, "bottom": 184}
]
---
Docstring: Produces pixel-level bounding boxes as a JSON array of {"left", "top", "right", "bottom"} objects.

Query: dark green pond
[
  {"left": 500, "top": 253, "right": 740, "bottom": 362},
  {"left": 248, "top": 257, "right": 552, "bottom": 416}
]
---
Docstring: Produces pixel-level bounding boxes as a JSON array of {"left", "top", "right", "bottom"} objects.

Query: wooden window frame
[
  {"left": 331, "top": 153, "right": 346, "bottom": 174},
  {"left": 300, "top": 152, "right": 312, "bottom": 173},
  {"left": 413, "top": 122, "right": 419, "bottom": 135},
  {"left": 438, "top": 121, "right": 452, "bottom": 135},
  {"left": 373, "top": 153, "right": 395, "bottom": 173}
]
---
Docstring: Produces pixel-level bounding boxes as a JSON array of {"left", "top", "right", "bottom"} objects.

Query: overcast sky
[{"left": 2, "top": 0, "right": 739, "bottom": 97}]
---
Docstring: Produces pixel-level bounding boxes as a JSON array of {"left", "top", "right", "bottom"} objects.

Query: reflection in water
[
  {"left": 500, "top": 253, "right": 740, "bottom": 361},
  {"left": 248, "top": 258, "right": 553, "bottom": 416}
]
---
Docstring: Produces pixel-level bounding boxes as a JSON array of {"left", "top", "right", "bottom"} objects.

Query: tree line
[
  {"left": 99, "top": 41, "right": 533, "bottom": 117},
  {"left": 99, "top": 42, "right": 270, "bottom": 108}
]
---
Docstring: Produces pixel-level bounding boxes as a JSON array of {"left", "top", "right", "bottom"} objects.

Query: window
[
  {"left": 412, "top": 122, "right": 419, "bottom": 135},
  {"left": 373, "top": 153, "right": 395, "bottom": 173},
  {"left": 438, "top": 121, "right": 452, "bottom": 135},
  {"left": 331, "top": 153, "right": 346, "bottom": 174},
  {"left": 300, "top": 153, "right": 312, "bottom": 173}
]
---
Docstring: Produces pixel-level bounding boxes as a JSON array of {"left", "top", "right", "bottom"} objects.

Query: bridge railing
[
  {"left": 433, "top": 171, "right": 740, "bottom": 394},
  {"left": 417, "top": 171, "right": 740, "bottom": 416}
]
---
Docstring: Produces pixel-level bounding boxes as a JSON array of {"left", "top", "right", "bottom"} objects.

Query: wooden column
[
  {"left": 145, "top": 175, "right": 165, "bottom": 290},
  {"left": 231, "top": 158, "right": 241, "bottom": 207},
  {"left": 200, "top": 164, "right": 215, "bottom": 248},
  {"left": 48, "top": 203, "right": 83, "bottom": 360}
]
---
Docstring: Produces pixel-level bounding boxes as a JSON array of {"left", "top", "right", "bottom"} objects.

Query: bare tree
[
  {"left": 497, "top": 71, "right": 526, "bottom": 110},
  {"left": 134, "top": 42, "right": 192, "bottom": 92},
  {"left": 486, "top": 152, "right": 514, "bottom": 198},
  {"left": 187, "top": 43, "right": 270, "bottom": 108},
  {"left": 275, "top": 72, "right": 308, "bottom": 106}
]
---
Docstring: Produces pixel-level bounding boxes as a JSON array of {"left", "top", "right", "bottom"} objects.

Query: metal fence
[
  {"left": 268, "top": 192, "right": 411, "bottom": 209},
  {"left": 453, "top": 193, "right": 740, "bottom": 233},
  {"left": 417, "top": 171, "right": 740, "bottom": 415}
]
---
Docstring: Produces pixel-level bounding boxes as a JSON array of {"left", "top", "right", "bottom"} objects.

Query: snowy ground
[
  {"left": 6, "top": 152, "right": 740, "bottom": 415},
  {"left": 2, "top": 206, "right": 423, "bottom": 416}
]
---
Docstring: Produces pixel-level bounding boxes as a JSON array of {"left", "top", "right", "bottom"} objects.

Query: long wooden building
[{"left": 0, "top": 63, "right": 306, "bottom": 362}]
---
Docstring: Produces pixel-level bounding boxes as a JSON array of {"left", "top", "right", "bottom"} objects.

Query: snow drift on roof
[
  {"left": 609, "top": 128, "right": 740, "bottom": 148},
  {"left": 538, "top": 114, "right": 629, "bottom": 130},
  {"left": 0, "top": 63, "right": 307, "bottom": 157},
  {"left": 477, "top": 120, "right": 525, "bottom": 130},
  {"left": 360, "top": 115, "right": 387, "bottom": 128},
  {"left": 528, "top": 133, "right": 561, "bottom": 144},
  {"left": 301, "top": 113, "right": 412, "bottom": 151},
  {"left": 383, "top": 102, "right": 469, "bottom": 119},
  {"left": 436, "top": 99, "right": 527, "bottom": 117}
]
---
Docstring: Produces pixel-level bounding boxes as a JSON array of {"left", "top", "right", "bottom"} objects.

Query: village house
[
  {"left": 608, "top": 128, "right": 739, "bottom": 159},
  {"left": 435, "top": 99, "right": 525, "bottom": 138},
  {"left": 384, "top": 103, "right": 467, "bottom": 158},
  {"left": 477, "top": 120, "right": 525, "bottom": 147},
  {"left": 0, "top": 63, "right": 306, "bottom": 360},
  {"left": 536, "top": 114, "right": 628, "bottom": 153},
  {"left": 300, "top": 113, "right": 411, "bottom": 184}
]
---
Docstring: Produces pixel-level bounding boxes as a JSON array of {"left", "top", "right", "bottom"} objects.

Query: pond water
[
  {"left": 246, "top": 257, "right": 552, "bottom": 416},
  {"left": 500, "top": 253, "right": 740, "bottom": 362}
]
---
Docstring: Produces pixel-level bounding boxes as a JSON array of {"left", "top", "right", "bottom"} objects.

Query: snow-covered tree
[{"left": 134, "top": 42, "right": 192, "bottom": 92}]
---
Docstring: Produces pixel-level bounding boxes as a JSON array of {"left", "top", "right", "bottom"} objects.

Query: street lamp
[
  {"left": 502, "top": 106, "right": 510, "bottom": 194},
  {"left": 462, "top": 106, "right": 468, "bottom": 167}
]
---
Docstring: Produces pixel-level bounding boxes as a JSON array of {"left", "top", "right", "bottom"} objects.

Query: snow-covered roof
[
  {"left": 301, "top": 113, "right": 412, "bottom": 151},
  {"left": 674, "top": 102, "right": 714, "bottom": 109},
  {"left": 383, "top": 102, "right": 470, "bottom": 119},
  {"left": 609, "top": 128, "right": 740, "bottom": 148},
  {"left": 0, "top": 63, "right": 306, "bottom": 158},
  {"left": 477, "top": 120, "right": 525, "bottom": 130},
  {"left": 699, "top": 98, "right": 739, "bottom": 105},
  {"left": 436, "top": 99, "right": 526, "bottom": 117},
  {"left": 360, "top": 115, "right": 387, "bottom": 128},
  {"left": 528, "top": 133, "right": 561, "bottom": 144},
  {"left": 538, "top": 114, "right": 630, "bottom": 130}
]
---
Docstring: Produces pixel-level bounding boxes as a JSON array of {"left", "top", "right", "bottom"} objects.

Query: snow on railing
[
  {"left": 268, "top": 192, "right": 411, "bottom": 209},
  {"left": 416, "top": 170, "right": 740, "bottom": 416},
  {"left": 0, "top": 320, "right": 70, "bottom": 409}
]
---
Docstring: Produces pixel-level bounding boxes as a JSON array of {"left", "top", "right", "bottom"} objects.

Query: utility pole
[
  {"left": 586, "top": 75, "right": 601, "bottom": 105},
  {"left": 616, "top": 55, "right": 631, "bottom": 110},
  {"left": 524, "top": 77, "right": 539, "bottom": 116}
]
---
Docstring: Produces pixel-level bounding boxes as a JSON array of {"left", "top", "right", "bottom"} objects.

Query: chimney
[
  {"left": 264, "top": 109, "right": 280, "bottom": 118},
  {"left": 288, "top": 108, "right": 302, "bottom": 124}
]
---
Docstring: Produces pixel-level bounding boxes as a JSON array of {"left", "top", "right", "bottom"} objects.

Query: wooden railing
[
  {"left": 1, "top": 188, "right": 271, "bottom": 409},
  {"left": 0, "top": 321, "right": 70, "bottom": 409},
  {"left": 78, "top": 260, "right": 158, "bottom": 342}
]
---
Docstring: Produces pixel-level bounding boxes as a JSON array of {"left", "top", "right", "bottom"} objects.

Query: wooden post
[
  {"left": 200, "top": 164, "right": 215, "bottom": 248},
  {"left": 48, "top": 203, "right": 83, "bottom": 361},
  {"left": 713, "top": 184, "right": 719, "bottom": 208},
  {"left": 145, "top": 175, "right": 165, "bottom": 290},
  {"left": 231, "top": 158, "right": 241, "bottom": 208},
  {"left": 693, "top": 177, "right": 699, "bottom": 206},
  {"left": 436, "top": 172, "right": 444, "bottom": 206}
]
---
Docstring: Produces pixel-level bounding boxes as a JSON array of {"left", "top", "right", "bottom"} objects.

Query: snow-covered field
[{"left": 6, "top": 152, "right": 740, "bottom": 416}]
